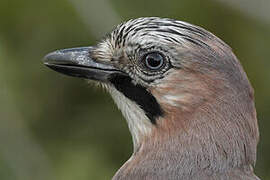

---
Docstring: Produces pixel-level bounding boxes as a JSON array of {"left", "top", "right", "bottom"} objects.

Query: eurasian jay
[{"left": 43, "top": 17, "right": 260, "bottom": 180}]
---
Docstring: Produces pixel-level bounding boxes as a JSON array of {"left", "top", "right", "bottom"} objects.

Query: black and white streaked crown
[{"left": 109, "top": 17, "right": 226, "bottom": 49}]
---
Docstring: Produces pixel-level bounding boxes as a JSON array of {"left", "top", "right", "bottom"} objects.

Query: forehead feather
[{"left": 110, "top": 17, "right": 217, "bottom": 49}]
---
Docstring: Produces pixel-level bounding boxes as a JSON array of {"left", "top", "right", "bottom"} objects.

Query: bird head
[{"left": 44, "top": 17, "right": 259, "bottom": 175}]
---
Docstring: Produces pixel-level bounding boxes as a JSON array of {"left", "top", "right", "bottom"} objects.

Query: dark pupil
[{"left": 145, "top": 53, "right": 163, "bottom": 70}]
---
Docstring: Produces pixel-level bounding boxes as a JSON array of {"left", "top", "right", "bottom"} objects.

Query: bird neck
[{"left": 113, "top": 88, "right": 259, "bottom": 179}]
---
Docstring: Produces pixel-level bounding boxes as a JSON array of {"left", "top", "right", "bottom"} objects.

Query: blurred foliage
[{"left": 0, "top": 0, "right": 269, "bottom": 179}]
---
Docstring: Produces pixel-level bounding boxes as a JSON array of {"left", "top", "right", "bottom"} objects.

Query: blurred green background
[{"left": 0, "top": 0, "right": 269, "bottom": 179}]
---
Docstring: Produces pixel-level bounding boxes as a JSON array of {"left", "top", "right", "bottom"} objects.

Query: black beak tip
[
  {"left": 43, "top": 54, "right": 52, "bottom": 66},
  {"left": 42, "top": 50, "right": 66, "bottom": 66},
  {"left": 43, "top": 51, "right": 54, "bottom": 61}
]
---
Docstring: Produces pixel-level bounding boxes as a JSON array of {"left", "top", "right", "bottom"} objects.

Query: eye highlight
[{"left": 143, "top": 52, "right": 164, "bottom": 70}]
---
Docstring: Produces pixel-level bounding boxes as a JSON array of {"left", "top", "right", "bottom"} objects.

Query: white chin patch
[
  {"left": 106, "top": 85, "right": 153, "bottom": 150},
  {"left": 86, "top": 80, "right": 109, "bottom": 90}
]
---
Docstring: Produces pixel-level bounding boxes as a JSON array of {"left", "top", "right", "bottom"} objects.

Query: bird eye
[{"left": 144, "top": 52, "right": 164, "bottom": 70}]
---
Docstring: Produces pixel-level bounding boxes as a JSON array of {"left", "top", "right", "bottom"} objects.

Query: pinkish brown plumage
[{"left": 44, "top": 17, "right": 260, "bottom": 180}]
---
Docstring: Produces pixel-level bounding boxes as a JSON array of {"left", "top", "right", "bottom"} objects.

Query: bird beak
[{"left": 43, "top": 47, "right": 123, "bottom": 82}]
